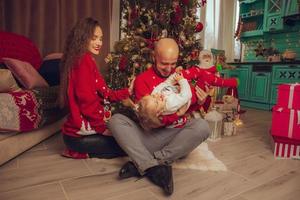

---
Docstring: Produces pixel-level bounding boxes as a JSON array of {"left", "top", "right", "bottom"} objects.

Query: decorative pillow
[
  {"left": 0, "top": 91, "right": 42, "bottom": 132},
  {"left": 0, "top": 69, "right": 20, "bottom": 92},
  {"left": 2, "top": 57, "right": 49, "bottom": 89},
  {"left": 43, "top": 53, "right": 63, "bottom": 61},
  {"left": 38, "top": 59, "right": 60, "bottom": 86}
]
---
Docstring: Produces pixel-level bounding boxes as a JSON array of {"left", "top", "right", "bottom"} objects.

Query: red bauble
[
  {"left": 195, "top": 22, "right": 204, "bottom": 32},
  {"left": 119, "top": 55, "right": 128, "bottom": 71},
  {"left": 181, "top": 0, "right": 190, "bottom": 5}
]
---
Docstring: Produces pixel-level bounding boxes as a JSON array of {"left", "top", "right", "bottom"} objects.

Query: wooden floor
[{"left": 0, "top": 108, "right": 299, "bottom": 200}]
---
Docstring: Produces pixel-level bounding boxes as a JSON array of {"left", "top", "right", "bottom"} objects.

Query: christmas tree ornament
[
  {"left": 140, "top": 42, "right": 146, "bottom": 47},
  {"left": 123, "top": 45, "right": 129, "bottom": 52},
  {"left": 146, "top": 63, "right": 152, "bottom": 69},
  {"left": 133, "top": 62, "right": 140, "bottom": 68},
  {"left": 161, "top": 29, "right": 168, "bottom": 38},
  {"left": 119, "top": 55, "right": 128, "bottom": 71},
  {"left": 195, "top": 22, "right": 204, "bottom": 32},
  {"left": 136, "top": 28, "right": 143, "bottom": 34}
]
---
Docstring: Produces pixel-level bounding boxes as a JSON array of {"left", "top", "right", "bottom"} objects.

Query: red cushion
[{"left": 0, "top": 31, "right": 42, "bottom": 70}]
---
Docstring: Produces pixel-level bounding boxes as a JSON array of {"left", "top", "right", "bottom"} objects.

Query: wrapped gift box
[
  {"left": 271, "top": 105, "right": 300, "bottom": 140},
  {"left": 269, "top": 134, "right": 300, "bottom": 159},
  {"left": 277, "top": 83, "right": 300, "bottom": 109}
]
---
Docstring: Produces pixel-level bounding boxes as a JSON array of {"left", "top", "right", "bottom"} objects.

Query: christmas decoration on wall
[
  {"left": 105, "top": 0, "right": 206, "bottom": 90},
  {"left": 254, "top": 42, "right": 266, "bottom": 57}
]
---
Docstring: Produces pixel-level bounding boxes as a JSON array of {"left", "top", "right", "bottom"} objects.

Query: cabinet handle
[
  {"left": 256, "top": 73, "right": 266, "bottom": 76},
  {"left": 288, "top": 65, "right": 297, "bottom": 68}
]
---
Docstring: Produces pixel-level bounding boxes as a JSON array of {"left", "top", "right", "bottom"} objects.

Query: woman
[{"left": 59, "top": 17, "right": 130, "bottom": 159}]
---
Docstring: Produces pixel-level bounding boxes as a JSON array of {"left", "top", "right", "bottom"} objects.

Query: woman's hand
[
  {"left": 195, "top": 85, "right": 209, "bottom": 105},
  {"left": 128, "top": 76, "right": 135, "bottom": 96},
  {"left": 102, "top": 129, "right": 112, "bottom": 136},
  {"left": 122, "top": 98, "right": 136, "bottom": 109}
]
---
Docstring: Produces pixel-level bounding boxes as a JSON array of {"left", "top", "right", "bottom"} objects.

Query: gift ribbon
[
  {"left": 288, "top": 109, "right": 295, "bottom": 138},
  {"left": 288, "top": 83, "right": 299, "bottom": 109},
  {"left": 298, "top": 110, "right": 300, "bottom": 125},
  {"left": 276, "top": 107, "right": 299, "bottom": 139}
]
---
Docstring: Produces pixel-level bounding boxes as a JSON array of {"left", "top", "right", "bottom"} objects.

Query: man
[{"left": 108, "top": 38, "right": 210, "bottom": 196}]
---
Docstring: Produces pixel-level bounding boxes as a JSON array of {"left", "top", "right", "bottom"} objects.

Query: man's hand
[{"left": 195, "top": 86, "right": 208, "bottom": 105}]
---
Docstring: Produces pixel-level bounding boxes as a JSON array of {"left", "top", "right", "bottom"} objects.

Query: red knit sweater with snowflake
[{"left": 62, "top": 53, "right": 129, "bottom": 137}]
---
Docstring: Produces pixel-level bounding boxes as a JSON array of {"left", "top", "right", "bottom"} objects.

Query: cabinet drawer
[
  {"left": 272, "top": 65, "right": 300, "bottom": 84},
  {"left": 250, "top": 72, "right": 271, "bottom": 103}
]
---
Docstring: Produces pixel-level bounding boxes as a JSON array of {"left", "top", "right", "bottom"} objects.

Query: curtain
[
  {"left": 200, "top": 0, "right": 238, "bottom": 62},
  {"left": 0, "top": 0, "right": 112, "bottom": 69}
]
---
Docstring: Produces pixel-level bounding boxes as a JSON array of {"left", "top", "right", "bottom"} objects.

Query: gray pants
[{"left": 108, "top": 114, "right": 210, "bottom": 174}]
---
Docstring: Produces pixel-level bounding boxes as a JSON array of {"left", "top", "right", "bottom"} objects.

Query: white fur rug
[
  {"left": 173, "top": 142, "right": 227, "bottom": 171},
  {"left": 91, "top": 142, "right": 227, "bottom": 172}
]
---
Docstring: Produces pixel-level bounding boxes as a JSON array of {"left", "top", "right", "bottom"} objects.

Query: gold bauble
[
  {"left": 140, "top": 42, "right": 145, "bottom": 47},
  {"left": 133, "top": 62, "right": 140, "bottom": 68},
  {"left": 146, "top": 63, "right": 152, "bottom": 69},
  {"left": 136, "top": 28, "right": 143, "bottom": 34},
  {"left": 123, "top": 46, "right": 129, "bottom": 52}
]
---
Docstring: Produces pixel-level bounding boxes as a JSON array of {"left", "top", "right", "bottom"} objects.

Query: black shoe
[
  {"left": 146, "top": 165, "right": 174, "bottom": 196},
  {"left": 119, "top": 161, "right": 140, "bottom": 179}
]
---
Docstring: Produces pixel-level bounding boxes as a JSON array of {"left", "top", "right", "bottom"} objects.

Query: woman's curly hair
[{"left": 59, "top": 17, "right": 100, "bottom": 108}]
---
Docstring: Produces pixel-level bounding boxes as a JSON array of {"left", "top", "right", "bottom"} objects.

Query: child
[
  {"left": 138, "top": 71, "right": 192, "bottom": 129},
  {"left": 138, "top": 65, "right": 238, "bottom": 129}
]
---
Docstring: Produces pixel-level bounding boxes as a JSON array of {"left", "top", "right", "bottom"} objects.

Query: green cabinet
[
  {"left": 240, "top": 0, "right": 265, "bottom": 37},
  {"left": 230, "top": 67, "right": 251, "bottom": 100},
  {"left": 250, "top": 71, "right": 271, "bottom": 102},
  {"left": 223, "top": 63, "right": 299, "bottom": 110},
  {"left": 284, "top": 0, "right": 300, "bottom": 16},
  {"left": 271, "top": 64, "right": 300, "bottom": 104},
  {"left": 263, "top": 0, "right": 285, "bottom": 31}
]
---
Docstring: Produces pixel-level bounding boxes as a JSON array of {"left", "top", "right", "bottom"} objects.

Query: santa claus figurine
[
  {"left": 181, "top": 49, "right": 239, "bottom": 113},
  {"left": 198, "top": 49, "right": 222, "bottom": 73}
]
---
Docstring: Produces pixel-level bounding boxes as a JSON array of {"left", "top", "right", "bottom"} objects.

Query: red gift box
[
  {"left": 271, "top": 105, "right": 300, "bottom": 140},
  {"left": 277, "top": 83, "right": 300, "bottom": 109},
  {"left": 269, "top": 134, "right": 300, "bottom": 159}
]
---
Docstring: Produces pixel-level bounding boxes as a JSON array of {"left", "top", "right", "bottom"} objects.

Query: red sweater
[{"left": 62, "top": 53, "right": 129, "bottom": 137}]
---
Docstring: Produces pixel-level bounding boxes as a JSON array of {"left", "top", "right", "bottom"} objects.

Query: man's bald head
[
  {"left": 154, "top": 38, "right": 179, "bottom": 77},
  {"left": 155, "top": 38, "right": 179, "bottom": 59}
]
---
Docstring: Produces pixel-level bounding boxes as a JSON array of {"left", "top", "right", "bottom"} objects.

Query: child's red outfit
[
  {"left": 62, "top": 52, "right": 129, "bottom": 137},
  {"left": 181, "top": 66, "right": 238, "bottom": 112}
]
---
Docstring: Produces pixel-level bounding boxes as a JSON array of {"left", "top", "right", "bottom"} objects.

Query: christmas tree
[{"left": 105, "top": 0, "right": 206, "bottom": 90}]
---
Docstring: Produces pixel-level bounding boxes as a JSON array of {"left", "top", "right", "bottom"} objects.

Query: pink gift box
[
  {"left": 277, "top": 83, "right": 300, "bottom": 109},
  {"left": 269, "top": 134, "right": 300, "bottom": 159},
  {"left": 271, "top": 105, "right": 300, "bottom": 140}
]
